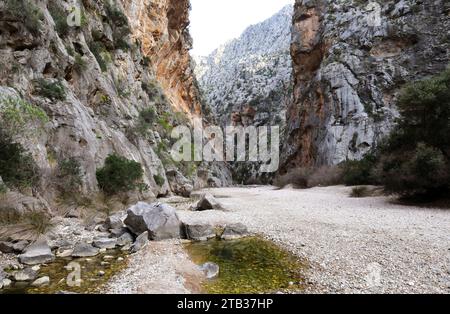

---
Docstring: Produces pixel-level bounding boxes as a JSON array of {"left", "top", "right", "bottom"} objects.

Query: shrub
[
  {"left": 378, "top": 143, "right": 449, "bottom": 197},
  {"left": 274, "top": 168, "right": 313, "bottom": 188},
  {"left": 74, "top": 54, "right": 87, "bottom": 73},
  {"left": 307, "top": 165, "right": 343, "bottom": 187},
  {"left": 57, "top": 158, "right": 83, "bottom": 196},
  {"left": 6, "top": 0, "right": 43, "bottom": 36},
  {"left": 34, "top": 79, "right": 66, "bottom": 101},
  {"left": 134, "top": 107, "right": 157, "bottom": 136},
  {"left": 153, "top": 174, "right": 165, "bottom": 187},
  {"left": 0, "top": 183, "right": 7, "bottom": 195},
  {"left": 376, "top": 68, "right": 450, "bottom": 197},
  {"left": 0, "top": 96, "right": 48, "bottom": 134},
  {"left": 22, "top": 211, "right": 54, "bottom": 236},
  {"left": 89, "top": 41, "right": 111, "bottom": 72},
  {"left": 96, "top": 154, "right": 144, "bottom": 195},
  {"left": 104, "top": 2, "right": 129, "bottom": 28},
  {"left": 341, "top": 154, "right": 378, "bottom": 186},
  {"left": 48, "top": 1, "right": 69, "bottom": 37},
  {"left": 350, "top": 186, "right": 370, "bottom": 198},
  {"left": 0, "top": 128, "right": 40, "bottom": 189}
]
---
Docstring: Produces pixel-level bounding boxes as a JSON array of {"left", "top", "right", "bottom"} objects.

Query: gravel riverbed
[{"left": 103, "top": 185, "right": 449, "bottom": 294}]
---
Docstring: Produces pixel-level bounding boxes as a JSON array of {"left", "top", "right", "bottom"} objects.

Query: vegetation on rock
[{"left": 96, "top": 154, "right": 144, "bottom": 195}]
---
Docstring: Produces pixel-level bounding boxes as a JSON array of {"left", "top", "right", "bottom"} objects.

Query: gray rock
[
  {"left": 116, "top": 232, "right": 134, "bottom": 247},
  {"left": 124, "top": 202, "right": 181, "bottom": 240},
  {"left": 131, "top": 231, "right": 149, "bottom": 253},
  {"left": 0, "top": 240, "right": 29, "bottom": 254},
  {"left": 31, "top": 276, "right": 50, "bottom": 287},
  {"left": 13, "top": 268, "right": 38, "bottom": 282},
  {"left": 194, "top": 194, "right": 223, "bottom": 211},
  {"left": 49, "top": 239, "right": 73, "bottom": 250},
  {"left": 93, "top": 238, "right": 117, "bottom": 249},
  {"left": 200, "top": 262, "right": 220, "bottom": 279},
  {"left": 106, "top": 212, "right": 126, "bottom": 230},
  {"left": 221, "top": 223, "right": 249, "bottom": 240},
  {"left": 109, "top": 227, "right": 128, "bottom": 238},
  {"left": 71, "top": 243, "right": 99, "bottom": 258},
  {"left": 166, "top": 169, "right": 193, "bottom": 197},
  {"left": 184, "top": 224, "right": 216, "bottom": 241},
  {"left": 18, "top": 239, "right": 55, "bottom": 265},
  {"left": 2, "top": 278, "right": 12, "bottom": 289}
]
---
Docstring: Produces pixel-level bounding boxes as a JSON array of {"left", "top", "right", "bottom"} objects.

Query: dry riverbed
[{"left": 103, "top": 185, "right": 450, "bottom": 294}]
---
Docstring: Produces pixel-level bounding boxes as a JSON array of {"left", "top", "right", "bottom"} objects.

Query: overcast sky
[{"left": 190, "top": 0, "right": 294, "bottom": 56}]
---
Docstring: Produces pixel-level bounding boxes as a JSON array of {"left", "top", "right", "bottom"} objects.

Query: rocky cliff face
[
  {"left": 282, "top": 0, "right": 450, "bottom": 171},
  {"left": 195, "top": 5, "right": 293, "bottom": 129},
  {"left": 0, "top": 0, "right": 230, "bottom": 214}
]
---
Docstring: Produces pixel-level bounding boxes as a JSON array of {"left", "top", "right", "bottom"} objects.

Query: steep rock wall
[{"left": 282, "top": 0, "right": 450, "bottom": 171}]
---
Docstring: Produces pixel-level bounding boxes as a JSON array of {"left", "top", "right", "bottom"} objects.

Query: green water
[
  {"left": 184, "top": 237, "right": 306, "bottom": 294},
  {"left": 2, "top": 250, "right": 128, "bottom": 294}
]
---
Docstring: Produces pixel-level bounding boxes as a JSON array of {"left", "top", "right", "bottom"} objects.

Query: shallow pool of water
[
  {"left": 2, "top": 250, "right": 128, "bottom": 294},
  {"left": 184, "top": 237, "right": 306, "bottom": 294}
]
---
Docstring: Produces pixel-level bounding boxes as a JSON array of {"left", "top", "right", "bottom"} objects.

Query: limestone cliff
[
  {"left": 0, "top": 0, "right": 230, "bottom": 214},
  {"left": 282, "top": 0, "right": 450, "bottom": 171}
]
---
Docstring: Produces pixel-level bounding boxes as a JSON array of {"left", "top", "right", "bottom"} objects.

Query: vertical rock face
[
  {"left": 0, "top": 0, "right": 229, "bottom": 209},
  {"left": 195, "top": 5, "right": 293, "bottom": 129},
  {"left": 123, "top": 0, "right": 202, "bottom": 117},
  {"left": 282, "top": 0, "right": 450, "bottom": 171}
]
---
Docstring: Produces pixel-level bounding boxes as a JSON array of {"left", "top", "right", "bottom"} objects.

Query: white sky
[{"left": 190, "top": 0, "right": 294, "bottom": 56}]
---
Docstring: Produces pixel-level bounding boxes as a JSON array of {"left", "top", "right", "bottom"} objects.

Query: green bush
[
  {"left": 350, "top": 186, "right": 370, "bottom": 198},
  {"left": 104, "top": 2, "right": 129, "bottom": 28},
  {"left": 74, "top": 54, "right": 87, "bottom": 73},
  {"left": 0, "top": 128, "right": 40, "bottom": 189},
  {"left": 134, "top": 107, "right": 157, "bottom": 136},
  {"left": 89, "top": 41, "right": 111, "bottom": 72},
  {"left": 57, "top": 158, "right": 83, "bottom": 196},
  {"left": 34, "top": 79, "right": 66, "bottom": 101},
  {"left": 378, "top": 143, "right": 449, "bottom": 196},
  {"left": 0, "top": 96, "right": 48, "bottom": 134},
  {"left": 376, "top": 68, "right": 450, "bottom": 197},
  {"left": 6, "top": 0, "right": 44, "bottom": 36},
  {"left": 341, "top": 154, "right": 378, "bottom": 186},
  {"left": 96, "top": 154, "right": 144, "bottom": 195},
  {"left": 48, "top": 1, "right": 69, "bottom": 37},
  {"left": 153, "top": 174, "right": 165, "bottom": 187}
]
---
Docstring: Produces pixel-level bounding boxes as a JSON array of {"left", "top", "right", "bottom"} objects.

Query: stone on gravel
[
  {"left": 106, "top": 212, "right": 126, "bottom": 230},
  {"left": 31, "top": 276, "right": 50, "bottom": 287},
  {"left": 117, "top": 232, "right": 134, "bottom": 247},
  {"left": 131, "top": 231, "right": 149, "bottom": 253},
  {"left": 200, "top": 262, "right": 220, "bottom": 279},
  {"left": 2, "top": 278, "right": 12, "bottom": 289},
  {"left": 13, "top": 268, "right": 38, "bottom": 282},
  {"left": 72, "top": 243, "right": 99, "bottom": 257},
  {"left": 124, "top": 202, "right": 181, "bottom": 240},
  {"left": 19, "top": 239, "right": 55, "bottom": 265},
  {"left": 56, "top": 248, "right": 73, "bottom": 258},
  {"left": 93, "top": 238, "right": 117, "bottom": 249},
  {"left": 221, "top": 223, "right": 249, "bottom": 240},
  {"left": 194, "top": 194, "right": 223, "bottom": 211},
  {"left": 109, "top": 227, "right": 128, "bottom": 238},
  {"left": 0, "top": 240, "right": 30, "bottom": 254},
  {"left": 183, "top": 224, "right": 216, "bottom": 241}
]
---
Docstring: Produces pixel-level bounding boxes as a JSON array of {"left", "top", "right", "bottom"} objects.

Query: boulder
[
  {"left": 109, "top": 227, "right": 128, "bottom": 238},
  {"left": 193, "top": 194, "right": 223, "bottom": 211},
  {"left": 184, "top": 224, "right": 216, "bottom": 241},
  {"left": 2, "top": 278, "right": 12, "bottom": 289},
  {"left": 124, "top": 202, "right": 181, "bottom": 240},
  {"left": 71, "top": 243, "right": 99, "bottom": 258},
  {"left": 18, "top": 240, "right": 55, "bottom": 265},
  {"left": 106, "top": 212, "right": 126, "bottom": 230},
  {"left": 116, "top": 232, "right": 134, "bottom": 247},
  {"left": 200, "top": 262, "right": 220, "bottom": 279},
  {"left": 131, "top": 231, "right": 149, "bottom": 253},
  {"left": 13, "top": 268, "right": 38, "bottom": 282},
  {"left": 92, "top": 238, "right": 117, "bottom": 249},
  {"left": 31, "top": 276, "right": 50, "bottom": 287},
  {"left": 0, "top": 240, "right": 30, "bottom": 254},
  {"left": 221, "top": 223, "right": 249, "bottom": 240},
  {"left": 166, "top": 169, "right": 193, "bottom": 197}
]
